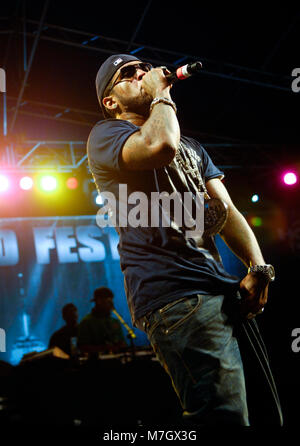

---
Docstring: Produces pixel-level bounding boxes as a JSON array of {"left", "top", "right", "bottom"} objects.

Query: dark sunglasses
[{"left": 108, "top": 62, "right": 153, "bottom": 94}]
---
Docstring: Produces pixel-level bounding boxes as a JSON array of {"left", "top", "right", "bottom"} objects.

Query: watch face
[{"left": 267, "top": 265, "right": 275, "bottom": 281}]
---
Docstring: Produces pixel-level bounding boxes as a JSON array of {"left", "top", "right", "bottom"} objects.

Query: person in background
[
  {"left": 78, "top": 287, "right": 127, "bottom": 355},
  {"left": 48, "top": 303, "right": 78, "bottom": 355}
]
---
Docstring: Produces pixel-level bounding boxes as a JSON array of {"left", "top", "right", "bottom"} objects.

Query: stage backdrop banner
[
  {"left": 0, "top": 215, "right": 245, "bottom": 365},
  {"left": 0, "top": 215, "right": 150, "bottom": 365}
]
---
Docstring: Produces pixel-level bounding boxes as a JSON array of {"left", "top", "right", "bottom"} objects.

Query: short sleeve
[
  {"left": 185, "top": 136, "right": 224, "bottom": 181},
  {"left": 87, "top": 119, "right": 139, "bottom": 173},
  {"left": 200, "top": 146, "right": 224, "bottom": 181}
]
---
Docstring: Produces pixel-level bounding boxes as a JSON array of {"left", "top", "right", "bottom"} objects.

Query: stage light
[
  {"left": 19, "top": 176, "right": 33, "bottom": 190},
  {"left": 250, "top": 216, "right": 262, "bottom": 227},
  {"left": 66, "top": 177, "right": 78, "bottom": 190},
  {"left": 95, "top": 194, "right": 104, "bottom": 205},
  {"left": 251, "top": 194, "right": 259, "bottom": 203},
  {"left": 40, "top": 175, "right": 57, "bottom": 192},
  {"left": 283, "top": 171, "right": 297, "bottom": 186},
  {"left": 0, "top": 174, "right": 9, "bottom": 192}
]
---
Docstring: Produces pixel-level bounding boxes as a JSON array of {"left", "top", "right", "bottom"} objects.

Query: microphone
[
  {"left": 165, "top": 61, "right": 203, "bottom": 84},
  {"left": 112, "top": 308, "right": 136, "bottom": 339}
]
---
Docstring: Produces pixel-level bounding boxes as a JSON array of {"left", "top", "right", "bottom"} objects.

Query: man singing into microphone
[{"left": 87, "top": 54, "right": 276, "bottom": 426}]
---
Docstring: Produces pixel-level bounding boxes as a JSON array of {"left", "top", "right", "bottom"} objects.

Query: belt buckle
[{"left": 141, "top": 313, "right": 151, "bottom": 331}]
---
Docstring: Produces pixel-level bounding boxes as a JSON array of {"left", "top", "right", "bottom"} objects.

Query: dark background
[
  {"left": 1, "top": 1, "right": 299, "bottom": 143},
  {"left": 0, "top": 0, "right": 300, "bottom": 433}
]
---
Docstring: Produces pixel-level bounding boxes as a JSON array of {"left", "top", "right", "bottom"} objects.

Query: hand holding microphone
[
  {"left": 142, "top": 61, "right": 203, "bottom": 115},
  {"left": 165, "top": 61, "right": 203, "bottom": 84},
  {"left": 142, "top": 61, "right": 203, "bottom": 99}
]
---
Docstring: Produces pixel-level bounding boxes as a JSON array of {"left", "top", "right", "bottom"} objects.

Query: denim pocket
[{"left": 159, "top": 294, "right": 202, "bottom": 335}]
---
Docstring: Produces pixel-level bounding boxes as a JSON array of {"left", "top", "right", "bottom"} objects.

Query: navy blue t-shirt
[{"left": 87, "top": 119, "right": 240, "bottom": 325}]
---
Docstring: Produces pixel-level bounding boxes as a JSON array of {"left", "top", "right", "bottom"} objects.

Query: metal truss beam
[
  {"left": 13, "top": 19, "right": 292, "bottom": 92},
  {"left": 9, "top": 1, "right": 50, "bottom": 133},
  {"left": 126, "top": 0, "right": 152, "bottom": 51},
  {"left": 7, "top": 96, "right": 99, "bottom": 128},
  {"left": 0, "top": 16, "right": 293, "bottom": 140},
  {"left": 1, "top": 140, "right": 87, "bottom": 173},
  {"left": 1, "top": 18, "right": 292, "bottom": 93},
  {"left": 0, "top": 140, "right": 292, "bottom": 173}
]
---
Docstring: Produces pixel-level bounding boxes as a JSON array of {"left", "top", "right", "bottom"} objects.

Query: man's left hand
[{"left": 239, "top": 272, "right": 269, "bottom": 319}]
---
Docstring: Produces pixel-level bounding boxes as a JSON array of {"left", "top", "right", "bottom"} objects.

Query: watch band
[
  {"left": 248, "top": 264, "right": 275, "bottom": 282},
  {"left": 150, "top": 97, "right": 177, "bottom": 114}
]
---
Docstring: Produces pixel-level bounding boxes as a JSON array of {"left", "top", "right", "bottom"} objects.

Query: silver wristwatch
[{"left": 248, "top": 264, "right": 275, "bottom": 282}]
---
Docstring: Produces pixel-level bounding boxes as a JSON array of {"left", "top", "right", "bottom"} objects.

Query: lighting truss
[
  {"left": 1, "top": 140, "right": 87, "bottom": 173},
  {"left": 6, "top": 96, "right": 99, "bottom": 128},
  {"left": 17, "top": 18, "right": 292, "bottom": 92},
  {"left": 0, "top": 139, "right": 289, "bottom": 173},
  {"left": 0, "top": 9, "right": 296, "bottom": 174}
]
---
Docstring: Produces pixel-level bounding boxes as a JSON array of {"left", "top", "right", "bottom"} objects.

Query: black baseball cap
[
  {"left": 95, "top": 54, "right": 141, "bottom": 117},
  {"left": 90, "top": 286, "right": 114, "bottom": 302}
]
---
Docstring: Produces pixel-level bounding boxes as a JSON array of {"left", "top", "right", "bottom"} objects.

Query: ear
[{"left": 102, "top": 95, "right": 118, "bottom": 111}]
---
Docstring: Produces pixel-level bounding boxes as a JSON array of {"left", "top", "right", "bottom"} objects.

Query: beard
[{"left": 115, "top": 88, "right": 153, "bottom": 117}]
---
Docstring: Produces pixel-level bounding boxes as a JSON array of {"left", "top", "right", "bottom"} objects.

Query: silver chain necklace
[
  {"left": 175, "top": 143, "right": 228, "bottom": 237},
  {"left": 175, "top": 143, "right": 210, "bottom": 199}
]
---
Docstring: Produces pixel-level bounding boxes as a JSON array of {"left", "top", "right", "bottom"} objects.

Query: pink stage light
[
  {"left": 283, "top": 172, "right": 298, "bottom": 186},
  {"left": 0, "top": 174, "right": 9, "bottom": 192}
]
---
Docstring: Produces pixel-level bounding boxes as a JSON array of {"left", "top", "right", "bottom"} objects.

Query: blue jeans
[{"left": 137, "top": 293, "right": 250, "bottom": 426}]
